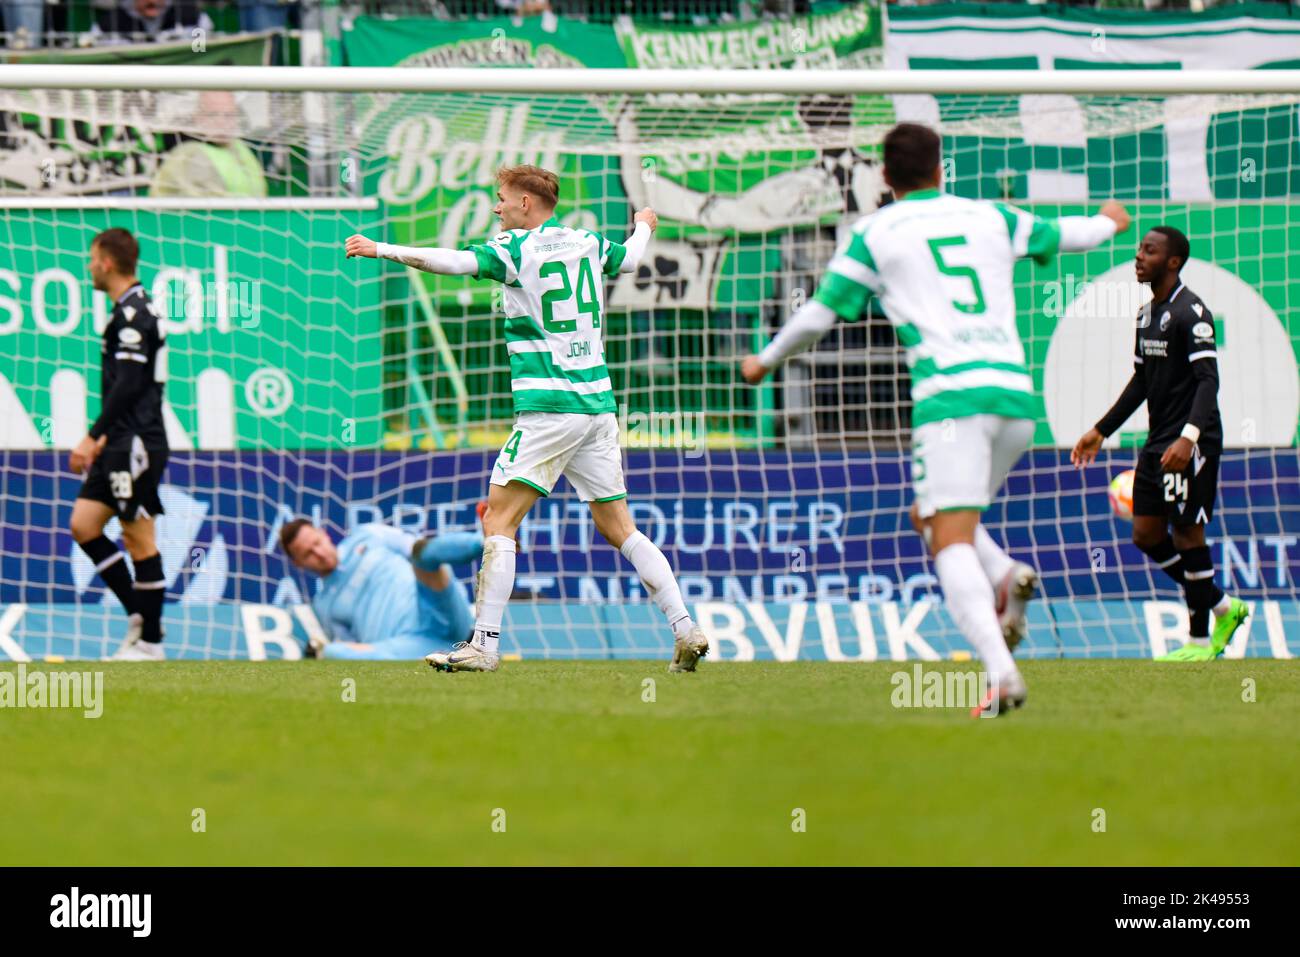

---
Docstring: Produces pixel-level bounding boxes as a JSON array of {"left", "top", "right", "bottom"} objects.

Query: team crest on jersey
[{"left": 1159, "top": 310, "right": 1172, "bottom": 332}]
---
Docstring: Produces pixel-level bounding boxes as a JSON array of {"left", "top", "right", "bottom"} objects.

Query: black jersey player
[
  {"left": 68, "top": 228, "right": 171, "bottom": 661},
  {"left": 1072, "top": 225, "right": 1249, "bottom": 661}
]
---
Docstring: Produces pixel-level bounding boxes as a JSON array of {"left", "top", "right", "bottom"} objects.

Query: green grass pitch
[{"left": 3, "top": 660, "right": 1297, "bottom": 866}]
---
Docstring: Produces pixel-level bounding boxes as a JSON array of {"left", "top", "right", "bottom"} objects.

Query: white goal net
[{"left": 1, "top": 67, "right": 1298, "bottom": 661}]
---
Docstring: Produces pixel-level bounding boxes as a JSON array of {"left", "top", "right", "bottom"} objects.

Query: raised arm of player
[
  {"left": 616, "top": 208, "right": 656, "bottom": 273},
  {"left": 1058, "top": 200, "right": 1131, "bottom": 251},
  {"left": 344, "top": 234, "right": 479, "bottom": 275}
]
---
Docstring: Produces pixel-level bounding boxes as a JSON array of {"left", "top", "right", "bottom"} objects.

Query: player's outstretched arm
[
  {"left": 744, "top": 224, "right": 877, "bottom": 384},
  {"left": 742, "top": 299, "right": 838, "bottom": 385},
  {"left": 344, "top": 234, "right": 478, "bottom": 275},
  {"left": 1073, "top": 371, "right": 1146, "bottom": 468},
  {"left": 1056, "top": 200, "right": 1131, "bottom": 252}
]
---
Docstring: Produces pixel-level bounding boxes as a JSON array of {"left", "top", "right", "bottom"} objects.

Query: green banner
[
  {"left": 0, "top": 31, "right": 274, "bottom": 66},
  {"left": 343, "top": 3, "right": 885, "bottom": 319},
  {"left": 0, "top": 34, "right": 275, "bottom": 196},
  {"left": 615, "top": 1, "right": 880, "bottom": 70},
  {"left": 0, "top": 209, "right": 383, "bottom": 450},
  {"left": 888, "top": 3, "right": 1300, "bottom": 202}
]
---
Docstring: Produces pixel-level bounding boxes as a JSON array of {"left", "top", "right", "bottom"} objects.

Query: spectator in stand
[
  {"left": 90, "top": 0, "right": 213, "bottom": 45},
  {"left": 494, "top": 0, "right": 553, "bottom": 13},
  {"left": 3, "top": 0, "right": 45, "bottom": 49},
  {"left": 150, "top": 90, "right": 267, "bottom": 198},
  {"left": 237, "top": 0, "right": 292, "bottom": 33}
]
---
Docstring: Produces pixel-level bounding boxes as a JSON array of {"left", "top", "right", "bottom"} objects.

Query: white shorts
[
  {"left": 912, "top": 414, "right": 1034, "bottom": 519},
  {"left": 490, "top": 412, "right": 627, "bottom": 502}
]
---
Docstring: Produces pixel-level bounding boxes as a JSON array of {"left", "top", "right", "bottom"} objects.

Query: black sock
[
  {"left": 79, "top": 536, "right": 137, "bottom": 614},
  {"left": 132, "top": 553, "right": 166, "bottom": 643},
  {"left": 1138, "top": 536, "right": 1185, "bottom": 587},
  {"left": 1189, "top": 609, "right": 1211, "bottom": 639},
  {"left": 1179, "top": 545, "right": 1224, "bottom": 637}
]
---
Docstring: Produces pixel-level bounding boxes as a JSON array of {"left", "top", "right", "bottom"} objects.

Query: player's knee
[
  {"left": 69, "top": 515, "right": 100, "bottom": 544},
  {"left": 1170, "top": 526, "right": 1202, "bottom": 551},
  {"left": 594, "top": 515, "right": 634, "bottom": 549},
  {"left": 1131, "top": 526, "right": 1164, "bottom": 551},
  {"left": 590, "top": 503, "right": 635, "bottom": 548},
  {"left": 119, "top": 526, "right": 152, "bottom": 558},
  {"left": 908, "top": 502, "right": 923, "bottom": 536},
  {"left": 481, "top": 504, "right": 521, "bottom": 539}
]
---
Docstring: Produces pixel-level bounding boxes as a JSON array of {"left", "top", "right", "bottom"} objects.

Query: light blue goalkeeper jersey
[{"left": 311, "top": 524, "right": 470, "bottom": 644}]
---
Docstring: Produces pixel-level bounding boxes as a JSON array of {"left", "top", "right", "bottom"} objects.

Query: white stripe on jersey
[
  {"left": 511, "top": 376, "right": 613, "bottom": 395},
  {"left": 911, "top": 367, "right": 1034, "bottom": 403},
  {"left": 828, "top": 253, "right": 877, "bottom": 286}
]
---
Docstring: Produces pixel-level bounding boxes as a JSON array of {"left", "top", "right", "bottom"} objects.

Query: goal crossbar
[{"left": 1, "top": 65, "right": 1299, "bottom": 95}]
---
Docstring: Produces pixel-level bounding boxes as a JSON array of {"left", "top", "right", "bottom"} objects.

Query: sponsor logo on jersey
[
  {"left": 1159, "top": 310, "right": 1172, "bottom": 332},
  {"left": 1192, "top": 321, "right": 1213, "bottom": 339},
  {"left": 118, "top": 327, "right": 143, "bottom": 346},
  {"left": 1142, "top": 339, "right": 1168, "bottom": 357}
]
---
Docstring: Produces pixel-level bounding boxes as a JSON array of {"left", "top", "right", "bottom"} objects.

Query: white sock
[
  {"left": 973, "top": 525, "right": 1015, "bottom": 589},
  {"left": 472, "top": 535, "right": 516, "bottom": 656},
  {"left": 1212, "top": 594, "right": 1232, "bottom": 618},
  {"left": 935, "top": 543, "right": 1019, "bottom": 686},
  {"left": 619, "top": 531, "right": 694, "bottom": 638}
]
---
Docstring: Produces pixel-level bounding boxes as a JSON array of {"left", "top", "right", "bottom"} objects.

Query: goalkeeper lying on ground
[{"left": 279, "top": 519, "right": 482, "bottom": 660}]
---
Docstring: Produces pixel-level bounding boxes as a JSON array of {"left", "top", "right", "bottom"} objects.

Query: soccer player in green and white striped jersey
[
  {"left": 743, "top": 124, "right": 1130, "bottom": 715},
  {"left": 345, "top": 165, "right": 709, "bottom": 674}
]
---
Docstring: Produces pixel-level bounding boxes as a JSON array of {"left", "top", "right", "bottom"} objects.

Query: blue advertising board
[{"left": 2, "top": 449, "right": 1297, "bottom": 660}]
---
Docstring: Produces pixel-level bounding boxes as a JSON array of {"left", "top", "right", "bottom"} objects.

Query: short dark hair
[
  {"left": 883, "top": 123, "right": 942, "bottom": 193},
  {"left": 92, "top": 228, "right": 139, "bottom": 276},
  {"left": 1150, "top": 225, "right": 1190, "bottom": 271},
  {"left": 278, "top": 517, "right": 313, "bottom": 558}
]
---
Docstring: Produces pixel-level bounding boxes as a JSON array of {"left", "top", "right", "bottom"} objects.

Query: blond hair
[{"left": 497, "top": 164, "right": 560, "bottom": 210}]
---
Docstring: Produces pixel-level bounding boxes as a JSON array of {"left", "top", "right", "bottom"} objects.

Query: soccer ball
[{"left": 1108, "top": 469, "right": 1136, "bottom": 521}]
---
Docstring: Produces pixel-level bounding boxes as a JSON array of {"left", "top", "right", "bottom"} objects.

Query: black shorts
[
  {"left": 78, "top": 442, "right": 169, "bottom": 521},
  {"left": 1132, "top": 449, "right": 1218, "bottom": 525}
]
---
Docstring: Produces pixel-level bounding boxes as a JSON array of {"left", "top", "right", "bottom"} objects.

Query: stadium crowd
[{"left": 3, "top": 0, "right": 1297, "bottom": 51}]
